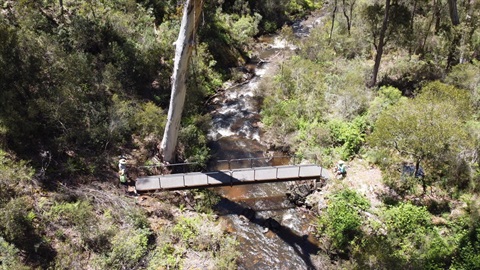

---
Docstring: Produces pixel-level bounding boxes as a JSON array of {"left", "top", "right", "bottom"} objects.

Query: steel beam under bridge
[{"left": 135, "top": 164, "right": 331, "bottom": 192}]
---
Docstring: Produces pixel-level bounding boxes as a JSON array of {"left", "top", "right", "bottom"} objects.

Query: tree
[
  {"left": 368, "top": 0, "right": 391, "bottom": 87},
  {"left": 160, "top": 0, "right": 204, "bottom": 163},
  {"left": 364, "top": 0, "right": 411, "bottom": 87},
  {"left": 369, "top": 81, "right": 472, "bottom": 192}
]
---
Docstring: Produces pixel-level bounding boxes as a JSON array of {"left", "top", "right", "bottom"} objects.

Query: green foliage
[
  {"left": 367, "top": 86, "right": 405, "bottom": 123},
  {"left": 353, "top": 203, "right": 453, "bottom": 269},
  {"left": 133, "top": 102, "right": 167, "bottom": 139},
  {"left": 384, "top": 203, "right": 431, "bottom": 237},
  {"left": 192, "top": 189, "right": 221, "bottom": 214},
  {"left": 261, "top": 56, "right": 326, "bottom": 144},
  {"left": 147, "top": 242, "right": 184, "bottom": 269},
  {"left": 445, "top": 61, "right": 480, "bottom": 113},
  {"left": 173, "top": 216, "right": 201, "bottom": 244},
  {"left": 328, "top": 116, "right": 368, "bottom": 160},
  {"left": 102, "top": 228, "right": 151, "bottom": 269},
  {"left": 317, "top": 189, "right": 370, "bottom": 252},
  {"left": 0, "top": 196, "right": 55, "bottom": 268},
  {"left": 0, "top": 150, "right": 34, "bottom": 205},
  {"left": 361, "top": 2, "right": 411, "bottom": 48},
  {"left": 0, "top": 0, "right": 167, "bottom": 172},
  {"left": 383, "top": 203, "right": 450, "bottom": 269},
  {"left": 449, "top": 196, "right": 480, "bottom": 269},
  {"left": 0, "top": 197, "right": 35, "bottom": 250},
  {"left": 369, "top": 81, "right": 473, "bottom": 192},
  {"left": 47, "top": 200, "right": 94, "bottom": 228},
  {"left": 217, "top": 11, "right": 262, "bottom": 44},
  {"left": 0, "top": 237, "right": 29, "bottom": 270},
  {"left": 148, "top": 213, "right": 238, "bottom": 269},
  {"left": 178, "top": 115, "right": 211, "bottom": 167}
]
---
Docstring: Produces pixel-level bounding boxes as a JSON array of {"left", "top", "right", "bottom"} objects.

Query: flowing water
[{"left": 207, "top": 14, "right": 324, "bottom": 270}]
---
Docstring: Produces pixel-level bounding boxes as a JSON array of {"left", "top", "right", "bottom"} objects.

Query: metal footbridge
[{"left": 135, "top": 157, "right": 330, "bottom": 192}]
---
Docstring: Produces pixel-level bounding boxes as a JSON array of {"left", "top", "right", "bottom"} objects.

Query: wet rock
[
  {"left": 239, "top": 215, "right": 249, "bottom": 225},
  {"left": 305, "top": 191, "right": 326, "bottom": 212},
  {"left": 287, "top": 181, "right": 316, "bottom": 206}
]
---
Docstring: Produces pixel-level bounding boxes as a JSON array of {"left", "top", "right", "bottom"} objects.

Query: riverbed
[{"left": 207, "top": 13, "right": 324, "bottom": 269}]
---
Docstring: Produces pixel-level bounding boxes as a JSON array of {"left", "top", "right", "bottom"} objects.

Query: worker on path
[
  {"left": 118, "top": 157, "right": 137, "bottom": 195},
  {"left": 335, "top": 160, "right": 347, "bottom": 179}
]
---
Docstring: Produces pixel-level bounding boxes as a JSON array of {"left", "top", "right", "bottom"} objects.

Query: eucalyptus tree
[
  {"left": 160, "top": 0, "right": 204, "bottom": 163},
  {"left": 363, "top": 0, "right": 411, "bottom": 86}
]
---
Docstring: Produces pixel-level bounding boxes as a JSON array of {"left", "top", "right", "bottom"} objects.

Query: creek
[{"left": 207, "top": 13, "right": 324, "bottom": 270}]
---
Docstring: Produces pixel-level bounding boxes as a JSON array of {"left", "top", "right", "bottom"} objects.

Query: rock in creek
[{"left": 286, "top": 180, "right": 318, "bottom": 206}]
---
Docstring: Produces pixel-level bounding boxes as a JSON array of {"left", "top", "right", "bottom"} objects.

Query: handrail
[
  {"left": 138, "top": 162, "right": 199, "bottom": 168},
  {"left": 136, "top": 154, "right": 320, "bottom": 176}
]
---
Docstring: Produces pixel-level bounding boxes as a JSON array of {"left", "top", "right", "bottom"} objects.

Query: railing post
[
  {"left": 250, "top": 158, "right": 253, "bottom": 168},
  {"left": 230, "top": 171, "right": 233, "bottom": 187},
  {"left": 228, "top": 160, "right": 231, "bottom": 171},
  {"left": 183, "top": 175, "right": 186, "bottom": 187}
]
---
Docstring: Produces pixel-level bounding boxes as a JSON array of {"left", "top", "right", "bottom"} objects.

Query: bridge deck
[{"left": 135, "top": 164, "right": 330, "bottom": 191}]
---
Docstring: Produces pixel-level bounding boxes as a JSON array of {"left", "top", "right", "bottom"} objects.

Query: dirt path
[
  {"left": 317, "top": 159, "right": 384, "bottom": 209},
  {"left": 343, "top": 159, "right": 384, "bottom": 207}
]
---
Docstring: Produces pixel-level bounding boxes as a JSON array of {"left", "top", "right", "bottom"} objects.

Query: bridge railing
[{"left": 136, "top": 154, "right": 320, "bottom": 176}]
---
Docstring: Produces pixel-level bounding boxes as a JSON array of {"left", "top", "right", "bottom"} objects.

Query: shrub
[
  {"left": 101, "top": 227, "right": 151, "bottom": 269},
  {"left": 133, "top": 102, "right": 167, "bottom": 140},
  {"left": 147, "top": 242, "right": 184, "bottom": 270},
  {"left": 192, "top": 189, "right": 221, "bottom": 214},
  {"left": 0, "top": 150, "right": 34, "bottom": 206},
  {"left": 47, "top": 200, "right": 94, "bottom": 227},
  {"left": 0, "top": 236, "right": 29, "bottom": 270},
  {"left": 317, "top": 189, "right": 370, "bottom": 252},
  {"left": 327, "top": 116, "right": 368, "bottom": 160},
  {"left": 0, "top": 197, "right": 35, "bottom": 251},
  {"left": 382, "top": 203, "right": 451, "bottom": 269},
  {"left": 178, "top": 118, "right": 210, "bottom": 168},
  {"left": 172, "top": 216, "right": 201, "bottom": 245}
]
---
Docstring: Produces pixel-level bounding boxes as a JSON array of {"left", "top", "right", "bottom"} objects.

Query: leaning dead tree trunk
[{"left": 160, "top": 0, "right": 203, "bottom": 163}]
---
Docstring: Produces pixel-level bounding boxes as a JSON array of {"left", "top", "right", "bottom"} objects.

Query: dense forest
[{"left": 1, "top": 0, "right": 480, "bottom": 269}]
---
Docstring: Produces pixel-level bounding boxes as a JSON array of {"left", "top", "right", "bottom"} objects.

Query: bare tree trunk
[
  {"left": 448, "top": 0, "right": 460, "bottom": 25},
  {"left": 369, "top": 0, "right": 391, "bottom": 87},
  {"left": 160, "top": 0, "right": 203, "bottom": 163},
  {"left": 59, "top": 0, "right": 63, "bottom": 15},
  {"left": 329, "top": 0, "right": 338, "bottom": 44},
  {"left": 342, "top": 0, "right": 353, "bottom": 36},
  {"left": 447, "top": 0, "right": 460, "bottom": 70}
]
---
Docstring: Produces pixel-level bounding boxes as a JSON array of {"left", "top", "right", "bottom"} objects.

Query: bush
[
  {"left": 382, "top": 203, "right": 450, "bottom": 269},
  {"left": 0, "top": 150, "right": 34, "bottom": 206},
  {"left": 0, "top": 197, "right": 36, "bottom": 251},
  {"left": 147, "top": 242, "right": 184, "bottom": 270},
  {"left": 192, "top": 189, "right": 221, "bottom": 214},
  {"left": 0, "top": 236, "right": 29, "bottom": 270},
  {"left": 317, "top": 189, "right": 370, "bottom": 252},
  {"left": 101, "top": 227, "right": 151, "bottom": 269},
  {"left": 327, "top": 116, "right": 368, "bottom": 160}
]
